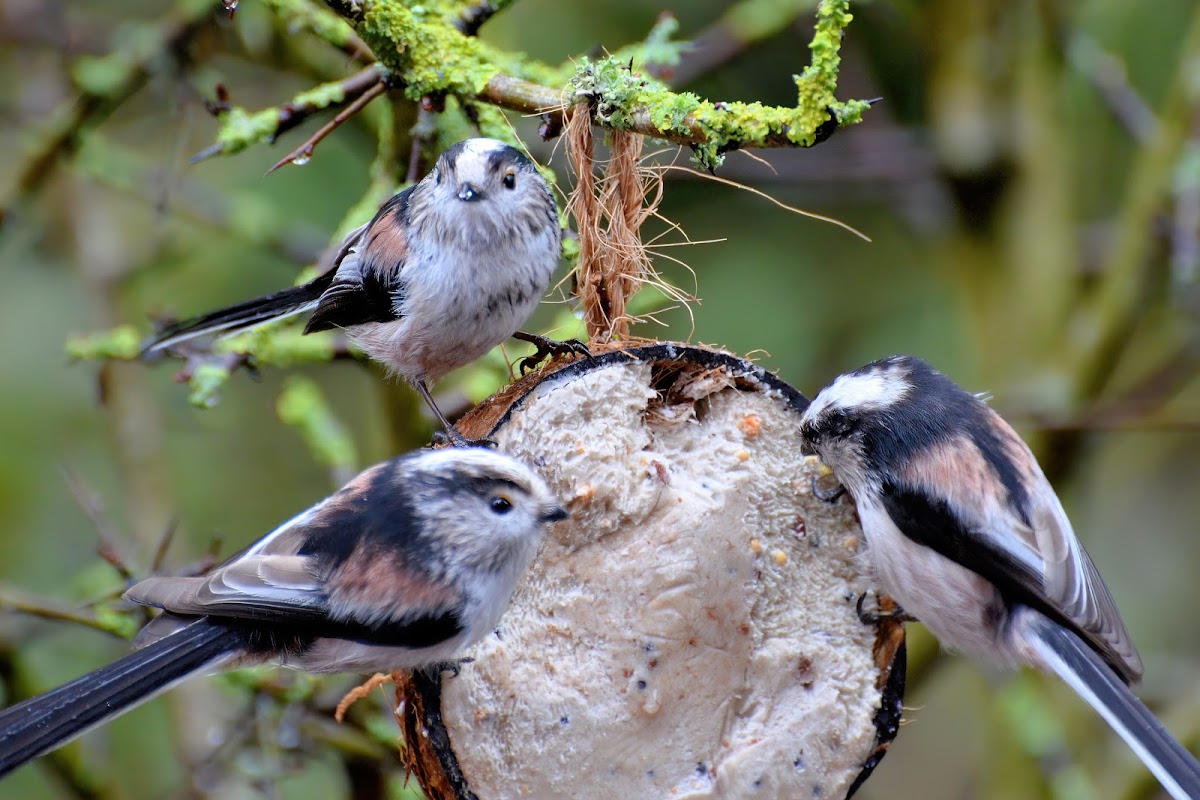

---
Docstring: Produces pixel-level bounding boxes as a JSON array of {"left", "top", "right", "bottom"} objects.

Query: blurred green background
[{"left": 2, "top": 0, "right": 1199, "bottom": 797}]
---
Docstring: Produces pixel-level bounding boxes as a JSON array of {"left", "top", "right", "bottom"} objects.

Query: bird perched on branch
[
  {"left": 799, "top": 354, "right": 1200, "bottom": 800},
  {"left": 0, "top": 447, "right": 567, "bottom": 778},
  {"left": 143, "top": 138, "right": 586, "bottom": 445}
]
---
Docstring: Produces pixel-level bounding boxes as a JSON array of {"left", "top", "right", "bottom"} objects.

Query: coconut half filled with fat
[{"left": 395, "top": 343, "right": 905, "bottom": 800}]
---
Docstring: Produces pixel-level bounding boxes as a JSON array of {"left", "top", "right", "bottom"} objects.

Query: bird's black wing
[{"left": 304, "top": 187, "right": 414, "bottom": 333}]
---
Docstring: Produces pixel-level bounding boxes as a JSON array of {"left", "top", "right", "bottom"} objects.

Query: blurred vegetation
[{"left": 1, "top": 0, "right": 1198, "bottom": 798}]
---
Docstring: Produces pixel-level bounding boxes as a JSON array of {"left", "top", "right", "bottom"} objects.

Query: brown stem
[
  {"left": 150, "top": 517, "right": 181, "bottom": 574},
  {"left": 406, "top": 134, "right": 425, "bottom": 184},
  {"left": 1067, "top": 32, "right": 1159, "bottom": 144},
  {"left": 192, "top": 65, "right": 387, "bottom": 166},
  {"left": 265, "top": 79, "right": 388, "bottom": 174},
  {"left": 454, "top": 1, "right": 504, "bottom": 36},
  {"left": 0, "top": 583, "right": 130, "bottom": 638},
  {"left": 59, "top": 466, "right": 135, "bottom": 582}
]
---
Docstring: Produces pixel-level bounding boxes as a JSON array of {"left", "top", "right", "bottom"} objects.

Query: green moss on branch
[
  {"left": 321, "top": 0, "right": 868, "bottom": 169},
  {"left": 569, "top": 0, "right": 867, "bottom": 168},
  {"left": 356, "top": 2, "right": 499, "bottom": 99}
]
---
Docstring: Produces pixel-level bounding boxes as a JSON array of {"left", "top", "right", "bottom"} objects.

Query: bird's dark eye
[
  {"left": 502, "top": 171, "right": 516, "bottom": 190},
  {"left": 490, "top": 495, "right": 513, "bottom": 514},
  {"left": 824, "top": 410, "right": 859, "bottom": 439}
]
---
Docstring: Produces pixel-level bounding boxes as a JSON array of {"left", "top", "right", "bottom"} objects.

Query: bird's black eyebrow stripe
[
  {"left": 440, "top": 141, "right": 468, "bottom": 174},
  {"left": 460, "top": 475, "right": 523, "bottom": 499},
  {"left": 486, "top": 145, "right": 531, "bottom": 174}
]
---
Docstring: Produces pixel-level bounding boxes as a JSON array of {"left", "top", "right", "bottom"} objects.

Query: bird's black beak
[
  {"left": 458, "top": 183, "right": 481, "bottom": 202},
  {"left": 799, "top": 441, "right": 816, "bottom": 457},
  {"left": 541, "top": 505, "right": 569, "bottom": 523}
]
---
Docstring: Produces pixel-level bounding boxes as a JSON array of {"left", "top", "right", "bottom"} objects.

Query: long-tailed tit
[
  {"left": 799, "top": 354, "right": 1200, "bottom": 800},
  {"left": 143, "top": 138, "right": 582, "bottom": 444},
  {"left": 0, "top": 447, "right": 566, "bottom": 778}
]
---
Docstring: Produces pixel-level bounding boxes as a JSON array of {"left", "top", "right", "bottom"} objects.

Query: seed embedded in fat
[{"left": 738, "top": 413, "right": 762, "bottom": 437}]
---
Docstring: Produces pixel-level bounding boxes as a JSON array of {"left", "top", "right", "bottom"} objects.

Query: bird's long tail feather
[
  {"left": 1022, "top": 610, "right": 1200, "bottom": 800},
  {"left": 0, "top": 619, "right": 239, "bottom": 778},
  {"left": 141, "top": 274, "right": 333, "bottom": 356}
]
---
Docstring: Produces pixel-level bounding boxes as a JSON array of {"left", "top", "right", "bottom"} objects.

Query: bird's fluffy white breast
[{"left": 856, "top": 499, "right": 1020, "bottom": 667}]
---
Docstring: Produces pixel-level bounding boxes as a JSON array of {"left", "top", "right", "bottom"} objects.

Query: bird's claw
[
  {"left": 856, "top": 592, "right": 915, "bottom": 625},
  {"left": 432, "top": 429, "right": 497, "bottom": 449},
  {"left": 513, "top": 332, "right": 593, "bottom": 375},
  {"left": 441, "top": 657, "right": 474, "bottom": 679},
  {"left": 811, "top": 474, "right": 847, "bottom": 503}
]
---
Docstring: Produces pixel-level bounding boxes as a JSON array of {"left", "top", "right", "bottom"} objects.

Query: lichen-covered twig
[
  {"left": 67, "top": 323, "right": 359, "bottom": 409},
  {"left": 324, "top": 0, "right": 870, "bottom": 169},
  {"left": 198, "top": 1, "right": 865, "bottom": 173},
  {"left": 273, "top": 66, "right": 385, "bottom": 147}
]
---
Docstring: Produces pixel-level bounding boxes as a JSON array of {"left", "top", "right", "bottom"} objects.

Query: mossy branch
[
  {"left": 194, "top": 1, "right": 866, "bottom": 174},
  {"left": 316, "top": 0, "right": 868, "bottom": 169},
  {"left": 0, "top": 582, "right": 138, "bottom": 639}
]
